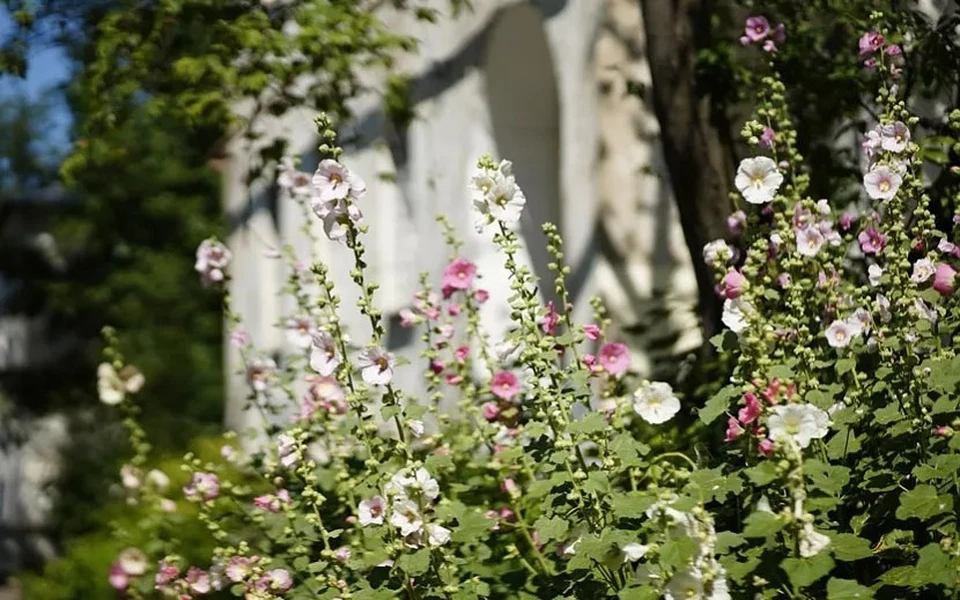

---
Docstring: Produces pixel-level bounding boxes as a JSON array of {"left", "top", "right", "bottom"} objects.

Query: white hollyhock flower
[
  {"left": 721, "top": 298, "right": 752, "bottom": 334},
  {"left": 285, "top": 316, "right": 315, "bottom": 349},
  {"left": 799, "top": 523, "right": 831, "bottom": 557},
  {"left": 145, "top": 469, "right": 170, "bottom": 492},
  {"left": 664, "top": 568, "right": 705, "bottom": 600},
  {"left": 622, "top": 543, "right": 649, "bottom": 562},
  {"left": 470, "top": 159, "right": 526, "bottom": 229},
  {"left": 276, "top": 434, "right": 299, "bottom": 468},
  {"left": 117, "top": 548, "right": 148, "bottom": 576},
  {"left": 876, "top": 294, "right": 892, "bottom": 323},
  {"left": 863, "top": 165, "right": 902, "bottom": 201},
  {"left": 911, "top": 258, "right": 936, "bottom": 283},
  {"left": 385, "top": 468, "right": 440, "bottom": 503},
  {"left": 702, "top": 239, "right": 732, "bottom": 267},
  {"left": 408, "top": 420, "right": 425, "bottom": 438},
  {"left": 734, "top": 156, "right": 783, "bottom": 204},
  {"left": 358, "top": 496, "right": 386, "bottom": 526},
  {"left": 276, "top": 156, "right": 312, "bottom": 197},
  {"left": 879, "top": 120, "right": 910, "bottom": 153},
  {"left": 357, "top": 346, "right": 396, "bottom": 386},
  {"left": 97, "top": 363, "right": 145, "bottom": 405},
  {"left": 425, "top": 523, "right": 451, "bottom": 547},
  {"left": 194, "top": 238, "right": 232, "bottom": 285},
  {"left": 632, "top": 381, "right": 681, "bottom": 425},
  {"left": 389, "top": 499, "right": 424, "bottom": 536},
  {"left": 312, "top": 159, "right": 366, "bottom": 203},
  {"left": 913, "top": 298, "right": 938, "bottom": 324},
  {"left": 795, "top": 226, "right": 825, "bottom": 257},
  {"left": 767, "top": 404, "right": 831, "bottom": 449},
  {"left": 868, "top": 264, "right": 883, "bottom": 287},
  {"left": 825, "top": 319, "right": 858, "bottom": 348},
  {"left": 309, "top": 331, "right": 340, "bottom": 376}
]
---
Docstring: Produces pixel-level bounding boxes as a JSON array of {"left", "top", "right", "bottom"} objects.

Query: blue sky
[{"left": 0, "top": 7, "right": 73, "bottom": 150}]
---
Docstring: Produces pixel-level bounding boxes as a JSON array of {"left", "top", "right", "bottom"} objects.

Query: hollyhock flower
[
  {"left": 734, "top": 156, "right": 783, "bottom": 204},
  {"left": 332, "top": 546, "right": 352, "bottom": 563},
  {"left": 933, "top": 264, "right": 957, "bottom": 296},
  {"left": 482, "top": 402, "right": 500, "bottom": 421},
  {"left": 876, "top": 294, "right": 892, "bottom": 323},
  {"left": 186, "top": 567, "right": 211, "bottom": 594},
  {"left": 109, "top": 562, "right": 129, "bottom": 590},
  {"left": 858, "top": 227, "right": 887, "bottom": 255},
  {"left": 862, "top": 128, "right": 882, "bottom": 158},
  {"left": 702, "top": 239, "right": 732, "bottom": 267},
  {"left": 799, "top": 523, "right": 831, "bottom": 558},
  {"left": 357, "top": 347, "right": 395, "bottom": 386},
  {"left": 880, "top": 121, "right": 910, "bottom": 152},
  {"left": 246, "top": 357, "right": 276, "bottom": 393},
  {"left": 358, "top": 496, "right": 386, "bottom": 526},
  {"left": 795, "top": 226, "right": 825, "bottom": 257},
  {"left": 938, "top": 239, "right": 957, "bottom": 255},
  {"left": 724, "top": 417, "right": 743, "bottom": 442},
  {"left": 452, "top": 346, "right": 469, "bottom": 363},
  {"left": 864, "top": 57, "right": 878, "bottom": 68},
  {"left": 759, "top": 127, "right": 776, "bottom": 149},
  {"left": 447, "top": 303, "right": 462, "bottom": 316},
  {"left": 863, "top": 165, "right": 902, "bottom": 201},
  {"left": 582, "top": 323, "right": 601, "bottom": 340},
  {"left": 886, "top": 44, "right": 902, "bottom": 56},
  {"left": 868, "top": 264, "right": 883, "bottom": 286},
  {"left": 471, "top": 160, "right": 526, "bottom": 230},
  {"left": 722, "top": 298, "right": 752, "bottom": 334},
  {"left": 317, "top": 199, "right": 364, "bottom": 243},
  {"left": 230, "top": 328, "right": 250, "bottom": 348},
  {"left": 285, "top": 316, "right": 315, "bottom": 349},
  {"left": 632, "top": 381, "right": 681, "bottom": 425},
  {"left": 763, "top": 39, "right": 777, "bottom": 52},
  {"left": 408, "top": 420, "right": 425, "bottom": 438},
  {"left": 738, "top": 392, "right": 762, "bottom": 425},
  {"left": 850, "top": 308, "right": 872, "bottom": 335},
  {"left": 541, "top": 302, "right": 560, "bottom": 335},
  {"left": 313, "top": 159, "right": 366, "bottom": 203},
  {"left": 220, "top": 444, "right": 237, "bottom": 463},
  {"left": 276, "top": 434, "right": 299, "bottom": 468},
  {"left": 390, "top": 499, "right": 424, "bottom": 536},
  {"left": 184, "top": 472, "right": 219, "bottom": 502},
  {"left": 306, "top": 376, "right": 347, "bottom": 415},
  {"left": 838, "top": 212, "right": 855, "bottom": 231},
  {"left": 426, "top": 523, "right": 452, "bottom": 547},
  {"left": 253, "top": 489, "right": 291, "bottom": 513},
  {"left": 772, "top": 23, "right": 786, "bottom": 43},
  {"left": 194, "top": 238, "right": 232, "bottom": 285},
  {"left": 767, "top": 404, "right": 830, "bottom": 449},
  {"left": 911, "top": 258, "right": 936, "bottom": 283},
  {"left": 446, "top": 373, "right": 463, "bottom": 386},
  {"left": 97, "top": 363, "right": 145, "bottom": 405},
  {"left": 720, "top": 270, "right": 747, "bottom": 299},
  {"left": 442, "top": 258, "right": 478, "bottom": 291},
  {"left": 155, "top": 561, "right": 180, "bottom": 588},
  {"left": 491, "top": 372, "right": 521, "bottom": 401},
  {"left": 825, "top": 319, "right": 858, "bottom": 348},
  {"left": 758, "top": 438, "right": 775, "bottom": 456},
  {"left": 598, "top": 342, "right": 631, "bottom": 376},
  {"left": 266, "top": 569, "right": 293, "bottom": 592},
  {"left": 145, "top": 469, "right": 170, "bottom": 492},
  {"left": 276, "top": 156, "right": 312, "bottom": 197},
  {"left": 437, "top": 323, "right": 455, "bottom": 340},
  {"left": 858, "top": 30, "right": 884, "bottom": 57},
  {"left": 117, "top": 548, "right": 148, "bottom": 576},
  {"left": 744, "top": 16, "right": 771, "bottom": 41},
  {"left": 777, "top": 273, "right": 791, "bottom": 288},
  {"left": 399, "top": 307, "right": 419, "bottom": 328},
  {"left": 386, "top": 468, "right": 440, "bottom": 503}
]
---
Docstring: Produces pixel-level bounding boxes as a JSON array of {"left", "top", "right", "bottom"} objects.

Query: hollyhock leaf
[
  {"left": 913, "top": 454, "right": 960, "bottom": 482},
  {"left": 768, "top": 363, "right": 794, "bottom": 379},
  {"left": 829, "top": 534, "right": 874, "bottom": 561},
  {"left": 690, "top": 467, "right": 741, "bottom": 501},
  {"left": 743, "top": 511, "right": 784, "bottom": 538},
  {"left": 723, "top": 547, "right": 762, "bottom": 582},
  {"left": 583, "top": 472, "right": 610, "bottom": 495},
  {"left": 826, "top": 428, "right": 861, "bottom": 459},
  {"left": 896, "top": 485, "right": 952, "bottom": 521},
  {"left": 659, "top": 537, "right": 699, "bottom": 570},
  {"left": 924, "top": 356, "right": 960, "bottom": 392},
  {"left": 610, "top": 433, "right": 649, "bottom": 467},
  {"left": 569, "top": 412, "right": 608, "bottom": 435},
  {"left": 781, "top": 553, "right": 835, "bottom": 588},
  {"left": 715, "top": 531, "right": 746, "bottom": 553},
  {"left": 398, "top": 549, "right": 432, "bottom": 575},
  {"left": 424, "top": 452, "right": 455, "bottom": 473},
  {"left": 826, "top": 578, "right": 875, "bottom": 599},
  {"left": 533, "top": 516, "right": 569, "bottom": 542},
  {"left": 451, "top": 510, "right": 496, "bottom": 543},
  {"left": 835, "top": 358, "right": 856, "bottom": 375},
  {"left": 609, "top": 492, "right": 655, "bottom": 519},
  {"left": 873, "top": 403, "right": 903, "bottom": 425},
  {"left": 806, "top": 461, "right": 851, "bottom": 495},
  {"left": 700, "top": 386, "right": 738, "bottom": 424},
  {"left": 744, "top": 462, "right": 779, "bottom": 486}
]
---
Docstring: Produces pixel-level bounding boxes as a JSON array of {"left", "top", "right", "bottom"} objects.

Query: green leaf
[
  {"left": 826, "top": 578, "right": 875, "bottom": 599},
  {"left": 533, "top": 516, "right": 569, "bottom": 542},
  {"left": 912, "top": 454, "right": 960, "bottom": 482},
  {"left": 896, "top": 485, "right": 953, "bottom": 521},
  {"left": 830, "top": 534, "right": 873, "bottom": 561},
  {"left": 397, "top": 549, "right": 431, "bottom": 575},
  {"left": 700, "top": 386, "right": 738, "bottom": 424},
  {"left": 660, "top": 537, "right": 700, "bottom": 570},
  {"left": 742, "top": 511, "right": 783, "bottom": 538},
  {"left": 781, "top": 553, "right": 835, "bottom": 589},
  {"left": 610, "top": 433, "right": 649, "bottom": 468},
  {"left": 609, "top": 492, "right": 654, "bottom": 520},
  {"left": 715, "top": 531, "right": 745, "bottom": 553},
  {"left": 925, "top": 356, "right": 960, "bottom": 393},
  {"left": 835, "top": 358, "right": 856, "bottom": 375},
  {"left": 872, "top": 403, "right": 902, "bottom": 425},
  {"left": 744, "top": 461, "right": 779, "bottom": 485},
  {"left": 689, "top": 468, "right": 741, "bottom": 502},
  {"left": 569, "top": 412, "right": 608, "bottom": 435}
]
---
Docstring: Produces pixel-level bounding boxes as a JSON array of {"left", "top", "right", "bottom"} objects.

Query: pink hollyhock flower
[
  {"left": 230, "top": 329, "right": 250, "bottom": 348},
  {"left": 109, "top": 562, "right": 129, "bottom": 590},
  {"left": 442, "top": 258, "right": 478, "bottom": 291},
  {"left": 358, "top": 346, "right": 396, "bottom": 386},
  {"left": 934, "top": 426, "right": 952, "bottom": 437},
  {"left": 501, "top": 478, "right": 519, "bottom": 495},
  {"left": 858, "top": 227, "right": 887, "bottom": 255},
  {"left": 744, "top": 16, "right": 771, "bottom": 42},
  {"left": 266, "top": 568, "right": 293, "bottom": 592},
  {"left": 541, "top": 302, "right": 560, "bottom": 335},
  {"left": 448, "top": 303, "right": 462, "bottom": 316},
  {"left": 276, "top": 156, "right": 312, "bottom": 197},
  {"left": 155, "top": 561, "right": 180, "bottom": 588},
  {"left": 724, "top": 417, "right": 743, "bottom": 443},
  {"left": 491, "top": 372, "right": 520, "bottom": 401},
  {"left": 886, "top": 44, "right": 902, "bottom": 56},
  {"left": 839, "top": 212, "right": 855, "bottom": 231},
  {"left": 938, "top": 239, "right": 957, "bottom": 255},
  {"left": 186, "top": 567, "right": 212, "bottom": 594},
  {"left": 474, "top": 289, "right": 490, "bottom": 304},
  {"left": 738, "top": 392, "right": 762, "bottom": 424},
  {"left": 454, "top": 345, "right": 470, "bottom": 363},
  {"left": 253, "top": 489, "right": 291, "bottom": 513},
  {"left": 933, "top": 263, "right": 957, "bottom": 296},
  {"left": 911, "top": 258, "right": 936, "bottom": 283},
  {"left": 599, "top": 342, "right": 630, "bottom": 376},
  {"left": 772, "top": 23, "right": 786, "bottom": 43},
  {"left": 277, "top": 434, "right": 299, "bottom": 468},
  {"left": 763, "top": 39, "right": 777, "bottom": 52},
  {"left": 306, "top": 376, "right": 347, "bottom": 415},
  {"left": 438, "top": 323, "right": 455, "bottom": 340},
  {"left": 313, "top": 159, "right": 366, "bottom": 203},
  {"left": 858, "top": 30, "right": 884, "bottom": 57},
  {"left": 246, "top": 357, "right": 276, "bottom": 393},
  {"left": 864, "top": 165, "right": 902, "bottom": 201},
  {"left": 582, "top": 324, "right": 601, "bottom": 341},
  {"left": 758, "top": 438, "right": 775, "bottom": 457},
  {"left": 183, "top": 472, "right": 219, "bottom": 502},
  {"left": 333, "top": 546, "right": 352, "bottom": 563},
  {"left": 864, "top": 57, "right": 878, "bottom": 69},
  {"left": 482, "top": 402, "right": 501, "bottom": 421},
  {"left": 285, "top": 315, "right": 315, "bottom": 349},
  {"left": 310, "top": 330, "right": 340, "bottom": 377},
  {"left": 446, "top": 374, "right": 463, "bottom": 386},
  {"left": 795, "top": 226, "right": 825, "bottom": 257},
  {"left": 399, "top": 308, "right": 419, "bottom": 328},
  {"left": 194, "top": 238, "right": 232, "bottom": 286},
  {"left": 429, "top": 359, "right": 445, "bottom": 375},
  {"left": 880, "top": 121, "right": 910, "bottom": 153},
  {"left": 720, "top": 270, "right": 747, "bottom": 299},
  {"left": 759, "top": 127, "right": 776, "bottom": 150}
]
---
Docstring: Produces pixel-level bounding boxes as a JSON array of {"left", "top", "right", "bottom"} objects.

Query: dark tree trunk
[{"left": 639, "top": 0, "right": 734, "bottom": 344}]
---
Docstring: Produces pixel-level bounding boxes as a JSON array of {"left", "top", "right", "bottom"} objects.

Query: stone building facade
[{"left": 221, "top": 0, "right": 700, "bottom": 433}]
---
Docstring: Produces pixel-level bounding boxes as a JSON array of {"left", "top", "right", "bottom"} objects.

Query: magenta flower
[
  {"left": 482, "top": 402, "right": 500, "bottom": 421},
  {"left": 491, "top": 372, "right": 520, "bottom": 401},
  {"left": 839, "top": 212, "right": 855, "bottom": 231},
  {"left": 737, "top": 392, "right": 762, "bottom": 425},
  {"left": 266, "top": 568, "right": 293, "bottom": 592},
  {"left": 858, "top": 227, "right": 887, "bottom": 255},
  {"left": 758, "top": 438, "right": 775, "bottom": 457},
  {"left": 455, "top": 345, "right": 470, "bottom": 363},
  {"left": 399, "top": 307, "right": 419, "bottom": 328},
  {"left": 744, "top": 16, "right": 771, "bottom": 42},
  {"left": 933, "top": 264, "right": 957, "bottom": 296},
  {"left": 442, "top": 258, "right": 478, "bottom": 291},
  {"left": 582, "top": 323, "right": 601, "bottom": 341},
  {"left": 720, "top": 270, "right": 747, "bottom": 299},
  {"left": 598, "top": 342, "right": 630, "bottom": 376},
  {"left": 724, "top": 417, "right": 743, "bottom": 443},
  {"left": 541, "top": 301, "right": 560, "bottom": 335},
  {"left": 858, "top": 30, "right": 885, "bottom": 57},
  {"left": 759, "top": 127, "right": 776, "bottom": 149},
  {"left": 254, "top": 489, "right": 291, "bottom": 513},
  {"left": 154, "top": 561, "right": 180, "bottom": 591},
  {"left": 184, "top": 472, "right": 219, "bottom": 502},
  {"left": 474, "top": 289, "right": 490, "bottom": 304}
]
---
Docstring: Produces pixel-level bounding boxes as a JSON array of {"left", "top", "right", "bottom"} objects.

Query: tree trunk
[{"left": 638, "top": 0, "right": 733, "bottom": 344}]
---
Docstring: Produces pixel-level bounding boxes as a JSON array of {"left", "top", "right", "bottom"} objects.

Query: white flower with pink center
[
  {"left": 734, "top": 156, "right": 783, "bottom": 204},
  {"left": 357, "top": 346, "right": 396, "bottom": 386}
]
